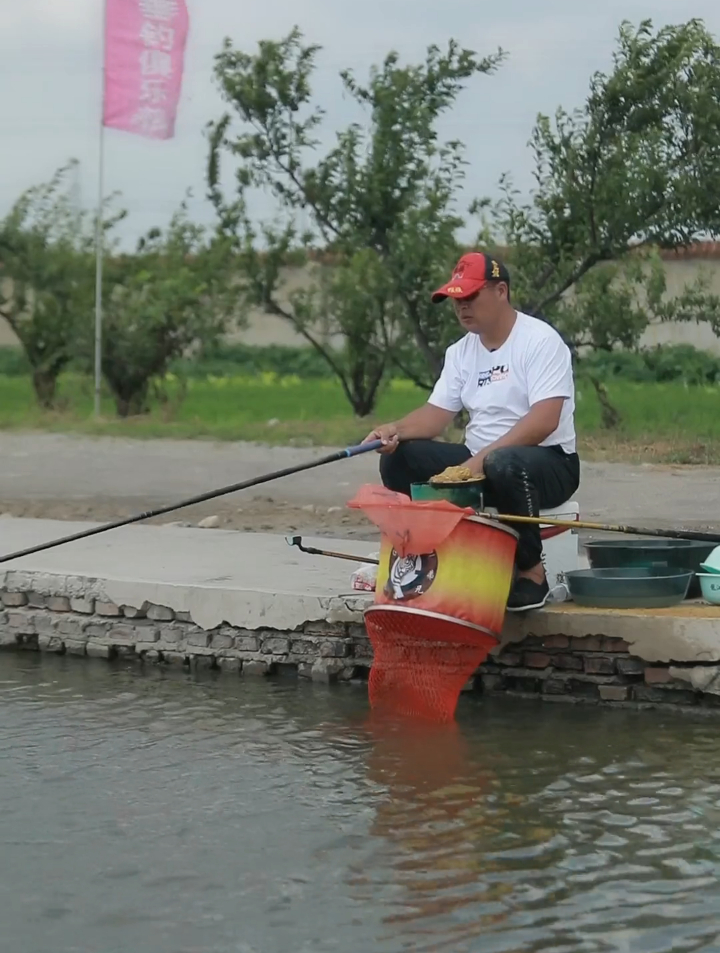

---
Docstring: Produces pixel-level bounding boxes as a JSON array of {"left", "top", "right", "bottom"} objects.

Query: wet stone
[
  {"left": 617, "top": 658, "right": 645, "bottom": 676},
  {"left": 133, "top": 624, "right": 160, "bottom": 643},
  {"left": 107, "top": 625, "right": 137, "bottom": 643},
  {"left": 543, "top": 678, "right": 569, "bottom": 695},
  {"left": 86, "top": 643, "right": 113, "bottom": 660},
  {"left": 262, "top": 637, "right": 290, "bottom": 656},
  {"left": 310, "top": 659, "right": 346, "bottom": 684},
  {"left": 38, "top": 635, "right": 64, "bottom": 654},
  {"left": 600, "top": 685, "right": 629, "bottom": 702},
  {"left": 320, "top": 639, "right": 350, "bottom": 658},
  {"left": 243, "top": 661, "right": 269, "bottom": 677},
  {"left": 570, "top": 636, "right": 604, "bottom": 652},
  {"left": 584, "top": 656, "right": 616, "bottom": 676},
  {"left": 542, "top": 635, "right": 570, "bottom": 649},
  {"left": 186, "top": 631, "right": 210, "bottom": 648},
  {"left": 64, "top": 640, "right": 88, "bottom": 657},
  {"left": 234, "top": 634, "right": 260, "bottom": 653},
  {"left": 2, "top": 592, "right": 27, "bottom": 607},
  {"left": 7, "top": 612, "right": 34, "bottom": 633},
  {"left": 34, "top": 615, "right": 58, "bottom": 636},
  {"left": 210, "top": 632, "right": 235, "bottom": 651},
  {"left": 481, "top": 674, "right": 503, "bottom": 693}
]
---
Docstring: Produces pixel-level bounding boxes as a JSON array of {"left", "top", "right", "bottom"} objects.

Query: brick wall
[
  {"left": 478, "top": 634, "right": 720, "bottom": 709},
  {"left": 0, "top": 589, "right": 372, "bottom": 685},
  {"left": 2, "top": 586, "right": 720, "bottom": 711}
]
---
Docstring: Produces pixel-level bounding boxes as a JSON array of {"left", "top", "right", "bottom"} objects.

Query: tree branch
[
  {"left": 389, "top": 351, "right": 433, "bottom": 391},
  {"left": 263, "top": 295, "right": 356, "bottom": 405},
  {"left": 247, "top": 115, "right": 341, "bottom": 246},
  {"left": 533, "top": 252, "right": 606, "bottom": 314},
  {"left": 397, "top": 291, "right": 443, "bottom": 379}
]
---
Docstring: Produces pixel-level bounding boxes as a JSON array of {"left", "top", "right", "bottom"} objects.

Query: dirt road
[{"left": 0, "top": 432, "right": 717, "bottom": 541}]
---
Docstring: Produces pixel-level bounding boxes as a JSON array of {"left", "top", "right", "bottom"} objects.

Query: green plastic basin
[
  {"left": 410, "top": 482, "right": 484, "bottom": 510},
  {"left": 584, "top": 538, "right": 715, "bottom": 599},
  {"left": 565, "top": 567, "right": 693, "bottom": 609}
]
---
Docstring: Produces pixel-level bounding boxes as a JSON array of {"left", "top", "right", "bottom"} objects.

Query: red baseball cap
[{"left": 431, "top": 252, "right": 510, "bottom": 303}]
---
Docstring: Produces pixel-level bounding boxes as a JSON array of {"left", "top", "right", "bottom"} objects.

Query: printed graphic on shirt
[{"left": 478, "top": 364, "right": 509, "bottom": 387}]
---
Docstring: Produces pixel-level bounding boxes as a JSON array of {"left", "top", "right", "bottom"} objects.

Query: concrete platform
[
  {"left": 0, "top": 515, "right": 718, "bottom": 656},
  {"left": 0, "top": 518, "right": 377, "bottom": 631},
  {"left": 2, "top": 517, "right": 720, "bottom": 709}
]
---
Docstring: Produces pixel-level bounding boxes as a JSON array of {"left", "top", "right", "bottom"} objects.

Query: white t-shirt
[{"left": 428, "top": 311, "right": 577, "bottom": 455}]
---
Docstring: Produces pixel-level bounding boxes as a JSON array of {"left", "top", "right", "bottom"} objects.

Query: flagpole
[{"left": 94, "top": 0, "right": 107, "bottom": 418}]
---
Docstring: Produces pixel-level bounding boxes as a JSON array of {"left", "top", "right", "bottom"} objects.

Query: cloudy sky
[{"left": 2, "top": 0, "right": 719, "bottom": 248}]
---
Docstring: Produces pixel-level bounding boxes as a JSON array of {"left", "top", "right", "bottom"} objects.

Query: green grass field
[{"left": 0, "top": 372, "right": 718, "bottom": 464}]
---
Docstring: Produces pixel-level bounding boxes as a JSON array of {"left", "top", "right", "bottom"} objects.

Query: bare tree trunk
[
  {"left": 589, "top": 374, "right": 622, "bottom": 429},
  {"left": 31, "top": 368, "right": 59, "bottom": 409}
]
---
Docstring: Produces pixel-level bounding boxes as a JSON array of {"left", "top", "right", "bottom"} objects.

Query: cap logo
[
  {"left": 491, "top": 260, "right": 501, "bottom": 279},
  {"left": 447, "top": 286, "right": 463, "bottom": 293}
]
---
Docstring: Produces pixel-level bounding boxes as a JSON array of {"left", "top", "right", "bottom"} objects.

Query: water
[{"left": 2, "top": 655, "right": 720, "bottom": 953}]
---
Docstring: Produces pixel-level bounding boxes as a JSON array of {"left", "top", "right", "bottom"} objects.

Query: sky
[{"left": 2, "top": 0, "right": 719, "bottom": 248}]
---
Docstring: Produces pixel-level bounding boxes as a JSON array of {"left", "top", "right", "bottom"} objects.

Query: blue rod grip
[{"left": 344, "top": 439, "right": 383, "bottom": 457}]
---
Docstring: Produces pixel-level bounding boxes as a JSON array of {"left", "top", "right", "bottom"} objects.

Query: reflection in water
[
  {"left": 355, "top": 715, "right": 511, "bottom": 950},
  {"left": 2, "top": 654, "right": 720, "bottom": 953}
]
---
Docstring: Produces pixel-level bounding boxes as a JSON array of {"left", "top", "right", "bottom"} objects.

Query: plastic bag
[{"left": 351, "top": 552, "right": 380, "bottom": 591}]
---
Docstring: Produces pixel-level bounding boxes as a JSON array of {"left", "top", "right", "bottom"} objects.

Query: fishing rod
[
  {"left": 0, "top": 440, "right": 382, "bottom": 566},
  {"left": 482, "top": 512, "right": 720, "bottom": 545},
  {"left": 286, "top": 536, "right": 380, "bottom": 565}
]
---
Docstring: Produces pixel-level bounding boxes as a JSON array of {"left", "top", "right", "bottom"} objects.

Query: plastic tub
[
  {"left": 565, "top": 567, "right": 693, "bottom": 609},
  {"left": 697, "top": 573, "right": 720, "bottom": 605},
  {"left": 584, "top": 538, "right": 715, "bottom": 599}
]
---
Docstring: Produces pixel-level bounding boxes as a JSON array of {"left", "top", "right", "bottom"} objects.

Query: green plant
[
  {"left": 95, "top": 203, "right": 238, "bottom": 417},
  {"left": 580, "top": 343, "right": 720, "bottom": 385},
  {"left": 485, "top": 18, "right": 720, "bottom": 352},
  {"left": 0, "top": 161, "right": 100, "bottom": 407},
  {"left": 207, "top": 28, "right": 506, "bottom": 410},
  {"left": 176, "top": 342, "right": 334, "bottom": 379}
]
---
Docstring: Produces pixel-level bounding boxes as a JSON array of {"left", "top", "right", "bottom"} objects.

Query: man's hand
[
  {"left": 467, "top": 451, "right": 488, "bottom": 477},
  {"left": 363, "top": 422, "right": 400, "bottom": 454}
]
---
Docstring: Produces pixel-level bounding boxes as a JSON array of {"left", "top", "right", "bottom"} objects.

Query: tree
[
  {"left": 485, "top": 18, "right": 720, "bottom": 350},
  {"left": 0, "top": 162, "right": 98, "bottom": 407},
  {"left": 97, "top": 203, "right": 237, "bottom": 417},
  {"left": 290, "top": 247, "right": 397, "bottom": 417},
  {"left": 207, "top": 28, "right": 505, "bottom": 412}
]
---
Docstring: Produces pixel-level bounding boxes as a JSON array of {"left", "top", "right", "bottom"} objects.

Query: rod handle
[{"left": 344, "top": 439, "right": 383, "bottom": 457}]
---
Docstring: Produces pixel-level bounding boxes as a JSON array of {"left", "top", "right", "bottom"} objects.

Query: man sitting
[{"left": 363, "top": 252, "right": 580, "bottom": 612}]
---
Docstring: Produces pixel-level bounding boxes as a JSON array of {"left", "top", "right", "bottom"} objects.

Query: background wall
[{"left": 2, "top": 247, "right": 719, "bottom": 352}]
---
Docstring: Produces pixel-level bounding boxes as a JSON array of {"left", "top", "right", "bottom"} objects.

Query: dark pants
[{"left": 379, "top": 441, "right": 581, "bottom": 571}]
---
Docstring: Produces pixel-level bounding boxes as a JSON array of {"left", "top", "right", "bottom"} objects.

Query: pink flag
[{"left": 103, "top": 0, "right": 190, "bottom": 140}]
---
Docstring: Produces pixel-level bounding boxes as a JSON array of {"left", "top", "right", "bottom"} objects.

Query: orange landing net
[{"left": 348, "top": 486, "right": 517, "bottom": 722}]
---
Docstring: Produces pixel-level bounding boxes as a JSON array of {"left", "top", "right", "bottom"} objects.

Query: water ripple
[{"left": 1, "top": 657, "right": 720, "bottom": 952}]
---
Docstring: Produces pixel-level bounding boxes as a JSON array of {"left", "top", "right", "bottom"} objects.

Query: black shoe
[{"left": 506, "top": 576, "right": 550, "bottom": 613}]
